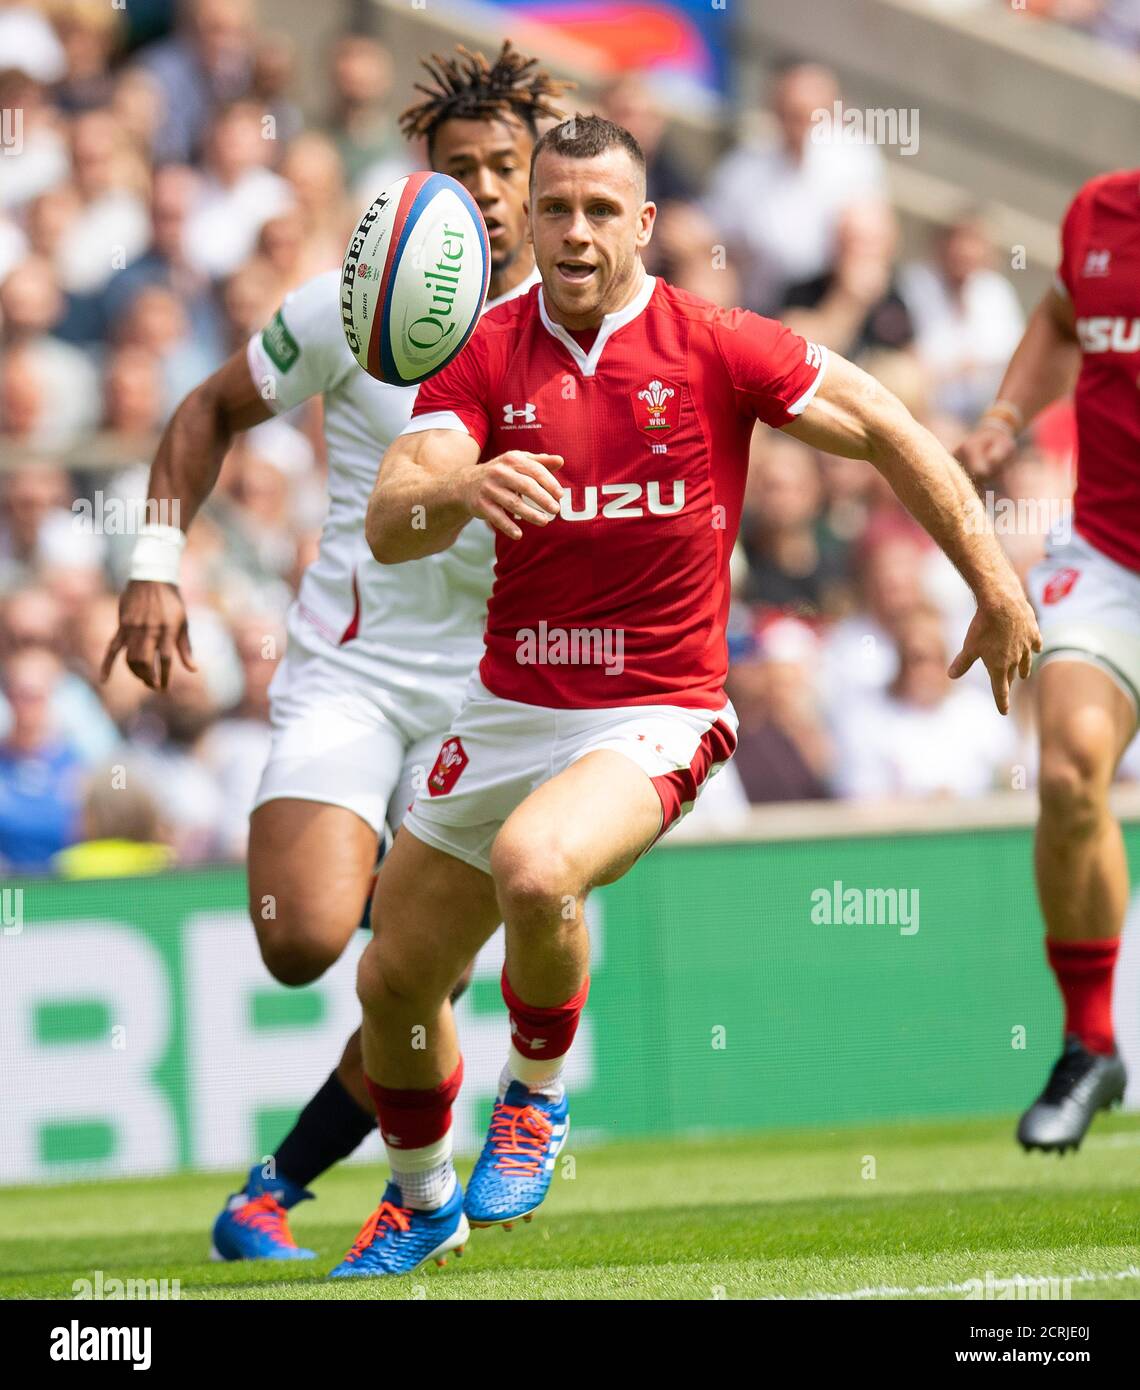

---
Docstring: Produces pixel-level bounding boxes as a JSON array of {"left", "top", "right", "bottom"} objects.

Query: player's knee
[
  {"left": 491, "top": 832, "right": 580, "bottom": 928},
  {"left": 249, "top": 900, "right": 347, "bottom": 987},
  {"left": 258, "top": 932, "right": 341, "bottom": 988},
  {"left": 1039, "top": 717, "right": 1114, "bottom": 834},
  {"left": 356, "top": 942, "right": 391, "bottom": 1012},
  {"left": 356, "top": 938, "right": 430, "bottom": 1013}
]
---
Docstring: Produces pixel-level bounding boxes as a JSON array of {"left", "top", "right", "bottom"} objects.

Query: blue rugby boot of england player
[
  {"left": 465, "top": 1081, "right": 570, "bottom": 1228},
  {"left": 328, "top": 1181, "right": 469, "bottom": 1278},
  {"left": 211, "top": 1164, "right": 317, "bottom": 1261}
]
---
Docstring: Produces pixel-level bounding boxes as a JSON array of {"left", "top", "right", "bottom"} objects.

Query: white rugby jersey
[{"left": 247, "top": 265, "right": 539, "bottom": 687}]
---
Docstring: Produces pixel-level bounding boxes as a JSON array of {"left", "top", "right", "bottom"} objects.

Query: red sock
[
  {"left": 1045, "top": 937, "right": 1119, "bottom": 1055},
  {"left": 365, "top": 1058, "right": 464, "bottom": 1151},
  {"left": 502, "top": 968, "right": 589, "bottom": 1061}
]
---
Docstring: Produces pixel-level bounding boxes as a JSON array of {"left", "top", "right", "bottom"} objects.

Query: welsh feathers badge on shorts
[
  {"left": 1043, "top": 568, "right": 1080, "bottom": 604},
  {"left": 631, "top": 377, "right": 681, "bottom": 434},
  {"left": 428, "top": 737, "right": 468, "bottom": 796}
]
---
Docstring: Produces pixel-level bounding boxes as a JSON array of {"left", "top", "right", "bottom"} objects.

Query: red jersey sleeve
[
  {"left": 406, "top": 323, "right": 493, "bottom": 451},
  {"left": 711, "top": 308, "right": 828, "bottom": 427}
]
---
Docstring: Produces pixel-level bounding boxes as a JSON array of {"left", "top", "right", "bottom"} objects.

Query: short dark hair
[{"left": 529, "top": 113, "right": 645, "bottom": 192}]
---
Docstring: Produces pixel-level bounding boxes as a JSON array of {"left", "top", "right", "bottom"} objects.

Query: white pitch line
[
  {"left": 1083, "top": 1131, "right": 1140, "bottom": 1149},
  {"left": 764, "top": 1265, "right": 1140, "bottom": 1301}
]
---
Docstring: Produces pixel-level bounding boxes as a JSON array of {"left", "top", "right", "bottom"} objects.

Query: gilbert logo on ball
[{"left": 341, "top": 171, "right": 490, "bottom": 386}]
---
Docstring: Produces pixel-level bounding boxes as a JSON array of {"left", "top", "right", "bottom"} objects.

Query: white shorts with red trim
[
  {"left": 252, "top": 628, "right": 450, "bottom": 836},
  {"left": 403, "top": 676, "right": 739, "bottom": 875},
  {"left": 1028, "top": 531, "right": 1140, "bottom": 717}
]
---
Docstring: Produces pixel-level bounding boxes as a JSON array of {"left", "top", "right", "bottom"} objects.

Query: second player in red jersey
[
  {"left": 957, "top": 169, "right": 1140, "bottom": 1153},
  {"left": 408, "top": 278, "right": 826, "bottom": 707}
]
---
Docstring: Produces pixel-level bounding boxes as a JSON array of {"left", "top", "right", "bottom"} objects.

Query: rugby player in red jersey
[
  {"left": 957, "top": 169, "right": 1140, "bottom": 1151},
  {"left": 327, "top": 115, "right": 1040, "bottom": 1277}
]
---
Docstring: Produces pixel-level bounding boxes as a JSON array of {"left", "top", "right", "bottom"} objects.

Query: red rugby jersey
[
  {"left": 407, "top": 276, "right": 826, "bottom": 708},
  {"left": 1057, "top": 169, "right": 1140, "bottom": 572}
]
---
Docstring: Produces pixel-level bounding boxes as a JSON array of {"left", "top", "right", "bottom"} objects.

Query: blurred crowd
[
  {"left": 0, "top": 0, "right": 1133, "bottom": 875},
  {"left": 927, "top": 0, "right": 1140, "bottom": 52},
  {"left": 1008, "top": 0, "right": 1140, "bottom": 52}
]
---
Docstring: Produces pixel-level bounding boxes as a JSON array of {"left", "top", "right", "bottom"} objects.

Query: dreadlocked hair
[{"left": 399, "top": 40, "right": 573, "bottom": 149}]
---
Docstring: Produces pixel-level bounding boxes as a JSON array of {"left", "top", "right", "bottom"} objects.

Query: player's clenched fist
[
  {"left": 461, "top": 450, "right": 564, "bottom": 540},
  {"left": 954, "top": 421, "right": 1018, "bottom": 481},
  {"left": 948, "top": 587, "right": 1041, "bottom": 716},
  {"left": 101, "top": 579, "right": 197, "bottom": 691}
]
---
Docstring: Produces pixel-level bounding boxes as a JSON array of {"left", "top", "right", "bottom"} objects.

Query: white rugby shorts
[
  {"left": 1027, "top": 531, "right": 1140, "bottom": 718},
  {"left": 252, "top": 622, "right": 459, "bottom": 835},
  {"left": 403, "top": 676, "right": 738, "bottom": 874}
]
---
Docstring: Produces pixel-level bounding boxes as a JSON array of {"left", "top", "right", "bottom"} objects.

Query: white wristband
[{"left": 128, "top": 524, "right": 186, "bottom": 585}]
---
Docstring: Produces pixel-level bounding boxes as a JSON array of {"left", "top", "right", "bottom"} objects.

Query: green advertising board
[{"left": 2, "top": 821, "right": 1137, "bottom": 1184}]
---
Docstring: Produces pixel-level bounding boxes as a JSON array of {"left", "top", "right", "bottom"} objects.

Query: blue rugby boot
[
  {"left": 328, "top": 1181, "right": 468, "bottom": 1278},
  {"left": 211, "top": 1165, "right": 316, "bottom": 1261},
  {"left": 465, "top": 1081, "right": 570, "bottom": 1228}
]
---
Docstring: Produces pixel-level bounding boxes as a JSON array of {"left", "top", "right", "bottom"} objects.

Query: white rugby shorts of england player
[
  {"left": 252, "top": 627, "right": 456, "bottom": 837},
  {"left": 1028, "top": 530, "right": 1140, "bottom": 719},
  {"left": 402, "top": 676, "right": 739, "bottom": 874}
]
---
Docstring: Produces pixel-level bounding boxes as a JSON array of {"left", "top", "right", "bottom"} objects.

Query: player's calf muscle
[{"left": 360, "top": 832, "right": 500, "bottom": 1012}]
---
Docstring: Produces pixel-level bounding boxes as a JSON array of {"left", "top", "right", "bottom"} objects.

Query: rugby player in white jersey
[
  {"left": 101, "top": 42, "right": 570, "bottom": 1261},
  {"left": 328, "top": 114, "right": 1040, "bottom": 1278}
]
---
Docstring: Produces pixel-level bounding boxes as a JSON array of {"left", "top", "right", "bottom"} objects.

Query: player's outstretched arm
[
  {"left": 955, "top": 287, "right": 1080, "bottom": 480},
  {"left": 102, "top": 351, "right": 273, "bottom": 690},
  {"left": 148, "top": 350, "right": 275, "bottom": 529},
  {"left": 782, "top": 351, "right": 1041, "bottom": 714},
  {"left": 366, "top": 429, "right": 564, "bottom": 564}
]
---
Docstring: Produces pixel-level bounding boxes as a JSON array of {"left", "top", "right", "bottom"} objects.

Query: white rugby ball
[{"left": 340, "top": 171, "right": 491, "bottom": 386}]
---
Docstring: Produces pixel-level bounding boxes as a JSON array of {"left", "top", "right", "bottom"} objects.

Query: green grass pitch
[{"left": 2, "top": 1113, "right": 1138, "bottom": 1300}]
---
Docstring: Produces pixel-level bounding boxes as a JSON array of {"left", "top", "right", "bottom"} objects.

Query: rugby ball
[{"left": 340, "top": 171, "right": 491, "bottom": 386}]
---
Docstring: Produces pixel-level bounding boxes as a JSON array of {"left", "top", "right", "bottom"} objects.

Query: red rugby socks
[
  {"left": 501, "top": 968, "right": 590, "bottom": 1094},
  {"left": 1045, "top": 936, "right": 1119, "bottom": 1056},
  {"left": 366, "top": 1058, "right": 464, "bottom": 1209}
]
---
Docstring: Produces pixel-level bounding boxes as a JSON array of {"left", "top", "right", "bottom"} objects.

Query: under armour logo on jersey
[
  {"left": 1082, "top": 249, "right": 1111, "bottom": 277},
  {"left": 502, "top": 402, "right": 538, "bottom": 425},
  {"left": 805, "top": 341, "right": 825, "bottom": 369}
]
